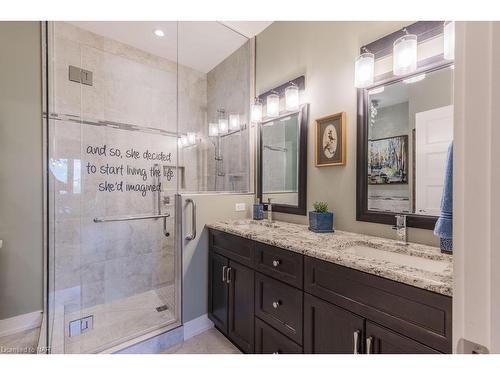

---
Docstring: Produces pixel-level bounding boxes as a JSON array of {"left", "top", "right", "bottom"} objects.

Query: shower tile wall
[
  {"left": 51, "top": 22, "right": 205, "bottom": 320},
  {"left": 206, "top": 41, "right": 251, "bottom": 192}
]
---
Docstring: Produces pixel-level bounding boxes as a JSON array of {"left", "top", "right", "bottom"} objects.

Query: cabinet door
[
  {"left": 208, "top": 251, "right": 229, "bottom": 334},
  {"left": 365, "top": 321, "right": 440, "bottom": 354},
  {"left": 304, "top": 293, "right": 364, "bottom": 354},
  {"left": 228, "top": 260, "right": 255, "bottom": 353}
]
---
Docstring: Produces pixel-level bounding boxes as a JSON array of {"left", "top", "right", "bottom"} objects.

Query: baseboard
[
  {"left": 183, "top": 314, "right": 214, "bottom": 341},
  {"left": 0, "top": 310, "right": 43, "bottom": 337}
]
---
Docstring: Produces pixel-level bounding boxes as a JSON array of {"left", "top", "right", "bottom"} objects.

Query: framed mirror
[
  {"left": 257, "top": 76, "right": 308, "bottom": 215},
  {"left": 356, "top": 22, "right": 454, "bottom": 229}
]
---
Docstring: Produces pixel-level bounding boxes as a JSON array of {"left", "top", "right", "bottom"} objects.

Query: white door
[{"left": 415, "top": 105, "right": 454, "bottom": 216}]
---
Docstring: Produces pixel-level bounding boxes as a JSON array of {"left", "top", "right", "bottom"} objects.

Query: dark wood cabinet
[
  {"left": 208, "top": 229, "right": 452, "bottom": 354},
  {"left": 228, "top": 260, "right": 255, "bottom": 353},
  {"left": 365, "top": 321, "right": 440, "bottom": 354},
  {"left": 304, "top": 293, "right": 364, "bottom": 354},
  {"left": 255, "top": 318, "right": 302, "bottom": 354},
  {"left": 208, "top": 251, "right": 229, "bottom": 334}
]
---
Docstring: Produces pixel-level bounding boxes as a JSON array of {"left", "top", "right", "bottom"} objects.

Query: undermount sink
[{"left": 343, "top": 245, "right": 449, "bottom": 273}]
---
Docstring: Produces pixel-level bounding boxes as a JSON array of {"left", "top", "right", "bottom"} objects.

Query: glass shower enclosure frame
[{"left": 43, "top": 21, "right": 183, "bottom": 354}]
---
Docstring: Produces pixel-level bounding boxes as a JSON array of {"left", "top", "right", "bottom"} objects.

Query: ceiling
[{"left": 69, "top": 21, "right": 272, "bottom": 73}]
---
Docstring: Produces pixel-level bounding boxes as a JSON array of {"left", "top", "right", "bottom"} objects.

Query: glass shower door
[{"left": 47, "top": 21, "right": 181, "bottom": 353}]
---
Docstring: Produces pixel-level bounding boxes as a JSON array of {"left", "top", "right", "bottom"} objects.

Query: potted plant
[{"left": 309, "top": 201, "right": 334, "bottom": 233}]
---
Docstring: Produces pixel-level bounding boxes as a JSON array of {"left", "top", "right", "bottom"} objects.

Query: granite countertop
[{"left": 207, "top": 219, "right": 453, "bottom": 296}]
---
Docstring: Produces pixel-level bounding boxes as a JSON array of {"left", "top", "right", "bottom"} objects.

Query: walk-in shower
[{"left": 45, "top": 21, "right": 251, "bottom": 353}]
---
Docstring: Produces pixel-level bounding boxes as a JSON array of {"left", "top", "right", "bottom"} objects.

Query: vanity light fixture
[
  {"left": 285, "top": 82, "right": 299, "bottom": 111},
  {"left": 229, "top": 113, "right": 240, "bottom": 131},
  {"left": 208, "top": 123, "right": 219, "bottom": 137},
  {"left": 251, "top": 98, "right": 263, "bottom": 122},
  {"left": 153, "top": 29, "right": 165, "bottom": 38},
  {"left": 393, "top": 29, "right": 418, "bottom": 76},
  {"left": 403, "top": 73, "right": 426, "bottom": 84},
  {"left": 354, "top": 50, "right": 375, "bottom": 88},
  {"left": 444, "top": 21, "right": 455, "bottom": 60},
  {"left": 266, "top": 92, "right": 280, "bottom": 118}
]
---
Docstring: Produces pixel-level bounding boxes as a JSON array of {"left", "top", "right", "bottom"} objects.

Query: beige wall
[
  {"left": 256, "top": 21, "right": 438, "bottom": 246},
  {"left": 0, "top": 22, "right": 43, "bottom": 319}
]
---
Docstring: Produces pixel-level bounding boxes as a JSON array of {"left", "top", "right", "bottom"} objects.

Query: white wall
[{"left": 453, "top": 21, "right": 500, "bottom": 354}]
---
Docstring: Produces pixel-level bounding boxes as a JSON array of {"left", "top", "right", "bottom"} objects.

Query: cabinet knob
[
  {"left": 272, "top": 259, "right": 280, "bottom": 267},
  {"left": 272, "top": 301, "right": 281, "bottom": 309}
]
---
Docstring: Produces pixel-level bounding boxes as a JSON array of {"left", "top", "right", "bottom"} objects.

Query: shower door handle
[{"left": 185, "top": 198, "right": 197, "bottom": 241}]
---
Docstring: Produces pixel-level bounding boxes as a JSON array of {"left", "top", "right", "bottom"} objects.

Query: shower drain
[{"left": 155, "top": 304, "right": 169, "bottom": 312}]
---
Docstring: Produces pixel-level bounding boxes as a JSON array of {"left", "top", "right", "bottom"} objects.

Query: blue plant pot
[{"left": 308, "top": 211, "right": 334, "bottom": 233}]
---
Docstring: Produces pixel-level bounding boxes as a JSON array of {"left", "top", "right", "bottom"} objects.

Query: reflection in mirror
[
  {"left": 367, "top": 65, "right": 454, "bottom": 216},
  {"left": 262, "top": 113, "right": 299, "bottom": 206}
]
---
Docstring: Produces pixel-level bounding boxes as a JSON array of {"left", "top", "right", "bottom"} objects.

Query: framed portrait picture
[
  {"left": 315, "top": 112, "right": 346, "bottom": 167},
  {"left": 367, "top": 135, "right": 408, "bottom": 184}
]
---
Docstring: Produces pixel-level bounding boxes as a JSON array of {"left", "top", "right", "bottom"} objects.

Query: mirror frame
[
  {"left": 356, "top": 21, "right": 452, "bottom": 230},
  {"left": 257, "top": 103, "right": 309, "bottom": 215}
]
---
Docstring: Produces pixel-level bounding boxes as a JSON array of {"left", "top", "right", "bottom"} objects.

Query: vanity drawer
[
  {"left": 255, "top": 317, "right": 302, "bottom": 354},
  {"left": 254, "top": 242, "right": 303, "bottom": 288},
  {"left": 304, "top": 256, "right": 452, "bottom": 353},
  {"left": 210, "top": 229, "right": 254, "bottom": 267},
  {"left": 255, "top": 272, "right": 303, "bottom": 344}
]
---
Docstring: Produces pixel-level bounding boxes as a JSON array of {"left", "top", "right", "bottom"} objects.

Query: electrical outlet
[{"left": 235, "top": 203, "right": 246, "bottom": 212}]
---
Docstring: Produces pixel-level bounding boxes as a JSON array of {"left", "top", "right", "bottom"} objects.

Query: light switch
[{"left": 235, "top": 203, "right": 246, "bottom": 212}]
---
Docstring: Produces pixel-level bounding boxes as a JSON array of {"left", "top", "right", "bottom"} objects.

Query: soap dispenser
[{"left": 253, "top": 197, "right": 264, "bottom": 220}]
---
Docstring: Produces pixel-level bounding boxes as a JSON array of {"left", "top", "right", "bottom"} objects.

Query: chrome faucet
[
  {"left": 392, "top": 214, "right": 408, "bottom": 245},
  {"left": 266, "top": 198, "right": 273, "bottom": 224}
]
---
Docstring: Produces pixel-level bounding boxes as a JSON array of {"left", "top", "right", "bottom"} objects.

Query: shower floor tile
[{"left": 51, "top": 284, "right": 178, "bottom": 353}]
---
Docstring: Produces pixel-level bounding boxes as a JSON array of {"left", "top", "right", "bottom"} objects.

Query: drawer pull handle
[
  {"left": 272, "top": 301, "right": 281, "bottom": 309},
  {"left": 226, "top": 267, "right": 232, "bottom": 284},
  {"left": 272, "top": 259, "right": 280, "bottom": 267},
  {"left": 366, "top": 336, "right": 373, "bottom": 354},
  {"left": 222, "top": 265, "right": 227, "bottom": 282},
  {"left": 272, "top": 351, "right": 280, "bottom": 354},
  {"left": 353, "top": 330, "right": 360, "bottom": 354}
]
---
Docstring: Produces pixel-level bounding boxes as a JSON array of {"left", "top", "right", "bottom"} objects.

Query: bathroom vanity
[{"left": 207, "top": 220, "right": 452, "bottom": 354}]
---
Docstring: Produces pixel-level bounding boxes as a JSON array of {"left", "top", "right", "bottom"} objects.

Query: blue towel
[{"left": 434, "top": 143, "right": 453, "bottom": 251}]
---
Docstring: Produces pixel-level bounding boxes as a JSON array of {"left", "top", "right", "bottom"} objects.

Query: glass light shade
[
  {"left": 218, "top": 118, "right": 228, "bottom": 134},
  {"left": 393, "top": 34, "right": 417, "bottom": 76},
  {"left": 266, "top": 93, "right": 280, "bottom": 118},
  {"left": 354, "top": 52, "right": 375, "bottom": 88},
  {"left": 285, "top": 84, "right": 299, "bottom": 111},
  {"left": 208, "top": 122, "right": 219, "bottom": 137},
  {"left": 229, "top": 113, "right": 240, "bottom": 131},
  {"left": 444, "top": 21, "right": 455, "bottom": 60},
  {"left": 187, "top": 132, "right": 196, "bottom": 146},
  {"left": 251, "top": 101, "right": 263, "bottom": 122},
  {"left": 180, "top": 135, "right": 189, "bottom": 147}
]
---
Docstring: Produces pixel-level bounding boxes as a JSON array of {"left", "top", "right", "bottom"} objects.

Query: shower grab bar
[
  {"left": 93, "top": 213, "right": 170, "bottom": 223},
  {"left": 185, "top": 198, "right": 197, "bottom": 241}
]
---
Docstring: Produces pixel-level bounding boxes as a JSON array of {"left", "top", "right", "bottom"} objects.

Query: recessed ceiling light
[{"left": 153, "top": 29, "right": 165, "bottom": 38}]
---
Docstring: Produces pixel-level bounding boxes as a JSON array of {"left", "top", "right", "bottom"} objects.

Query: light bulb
[
  {"left": 285, "top": 84, "right": 299, "bottom": 111},
  {"left": 393, "top": 34, "right": 417, "bottom": 76},
  {"left": 218, "top": 118, "right": 228, "bottom": 134},
  {"left": 354, "top": 52, "right": 375, "bottom": 88},
  {"left": 187, "top": 132, "right": 196, "bottom": 146},
  {"left": 209, "top": 123, "right": 219, "bottom": 137},
  {"left": 444, "top": 21, "right": 455, "bottom": 60},
  {"left": 266, "top": 93, "right": 280, "bottom": 118},
  {"left": 251, "top": 100, "right": 263, "bottom": 122},
  {"left": 229, "top": 113, "right": 240, "bottom": 131},
  {"left": 153, "top": 29, "right": 165, "bottom": 38}
]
